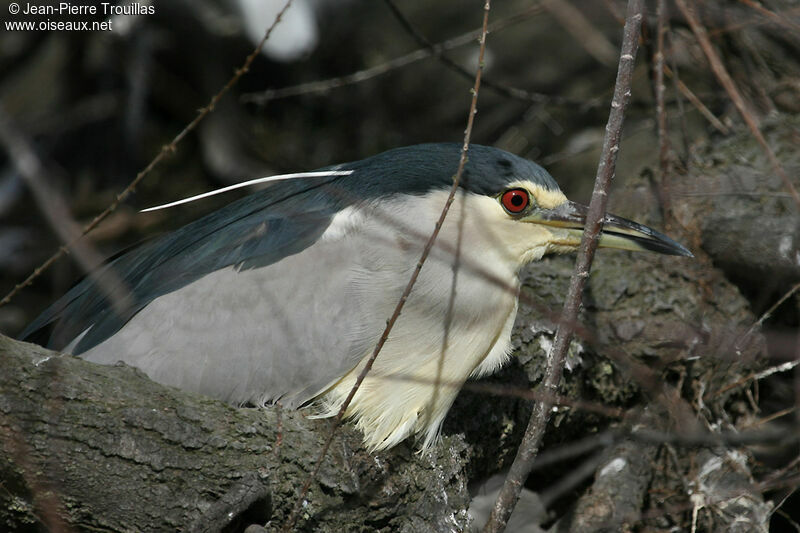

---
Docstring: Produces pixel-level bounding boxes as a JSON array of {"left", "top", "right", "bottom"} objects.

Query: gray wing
[
  {"left": 21, "top": 177, "right": 343, "bottom": 352},
  {"left": 79, "top": 235, "right": 370, "bottom": 408}
]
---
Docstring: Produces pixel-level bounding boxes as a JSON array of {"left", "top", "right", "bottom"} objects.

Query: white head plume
[{"left": 140, "top": 170, "right": 354, "bottom": 213}]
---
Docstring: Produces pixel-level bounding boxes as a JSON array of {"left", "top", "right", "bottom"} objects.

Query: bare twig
[
  {"left": 242, "top": 4, "right": 589, "bottom": 107},
  {"left": 600, "top": 0, "right": 626, "bottom": 25},
  {"left": 539, "top": 450, "right": 608, "bottom": 508},
  {"left": 668, "top": 54, "right": 691, "bottom": 160},
  {"left": 280, "top": 2, "right": 493, "bottom": 531},
  {"left": 794, "top": 299, "right": 800, "bottom": 428},
  {"left": 703, "top": 4, "right": 800, "bottom": 37},
  {"left": 482, "top": 1, "right": 644, "bottom": 531},
  {"left": 631, "top": 426, "right": 798, "bottom": 448},
  {"left": 760, "top": 452, "right": 800, "bottom": 493},
  {"left": 734, "top": 281, "right": 800, "bottom": 356},
  {"left": 0, "top": 106, "right": 132, "bottom": 317},
  {"left": 750, "top": 406, "right": 796, "bottom": 428},
  {"left": 379, "top": 0, "right": 573, "bottom": 106},
  {"left": 0, "top": 0, "right": 295, "bottom": 308},
  {"left": 736, "top": 0, "right": 800, "bottom": 34},
  {"left": 654, "top": 0, "right": 673, "bottom": 223},
  {"left": 541, "top": 0, "right": 618, "bottom": 67},
  {"left": 423, "top": 185, "right": 466, "bottom": 435},
  {"left": 242, "top": 45, "right": 440, "bottom": 104},
  {"left": 663, "top": 65, "right": 730, "bottom": 135},
  {"left": 317, "top": 368, "right": 626, "bottom": 419},
  {"left": 713, "top": 360, "right": 800, "bottom": 400},
  {"left": 674, "top": 0, "right": 800, "bottom": 210}
]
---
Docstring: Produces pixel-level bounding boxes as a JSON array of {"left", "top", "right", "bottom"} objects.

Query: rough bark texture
[
  {"left": 558, "top": 431, "right": 657, "bottom": 533},
  {"left": 0, "top": 336, "right": 471, "bottom": 532},
  {"left": 671, "top": 115, "right": 800, "bottom": 289}
]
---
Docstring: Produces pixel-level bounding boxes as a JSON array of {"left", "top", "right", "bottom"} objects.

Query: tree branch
[{"left": 482, "top": 1, "right": 644, "bottom": 530}]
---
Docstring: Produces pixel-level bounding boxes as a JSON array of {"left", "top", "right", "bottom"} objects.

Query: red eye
[{"left": 501, "top": 189, "right": 530, "bottom": 214}]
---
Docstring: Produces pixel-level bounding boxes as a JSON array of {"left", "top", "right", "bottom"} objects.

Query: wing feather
[
  {"left": 78, "top": 235, "right": 370, "bottom": 407},
  {"left": 21, "top": 177, "right": 344, "bottom": 352}
]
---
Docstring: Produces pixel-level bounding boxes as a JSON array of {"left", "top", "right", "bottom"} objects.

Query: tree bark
[{"left": 0, "top": 336, "right": 471, "bottom": 532}]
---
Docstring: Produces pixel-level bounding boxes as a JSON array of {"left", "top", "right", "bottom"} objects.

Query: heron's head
[
  {"left": 465, "top": 178, "right": 694, "bottom": 264},
  {"left": 341, "top": 144, "right": 692, "bottom": 266}
]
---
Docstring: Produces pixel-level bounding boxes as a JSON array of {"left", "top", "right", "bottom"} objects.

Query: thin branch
[
  {"left": 243, "top": 4, "right": 594, "bottom": 108},
  {"left": 760, "top": 452, "right": 800, "bottom": 493},
  {"left": 794, "top": 299, "right": 800, "bottom": 429},
  {"left": 0, "top": 0, "right": 295, "bottom": 308},
  {"left": 631, "top": 426, "right": 798, "bottom": 448},
  {"left": 482, "top": 1, "right": 644, "bottom": 531},
  {"left": 322, "top": 369, "right": 626, "bottom": 420},
  {"left": 422, "top": 186, "right": 466, "bottom": 436},
  {"left": 541, "top": 0, "right": 618, "bottom": 67},
  {"left": 674, "top": 0, "right": 800, "bottom": 210},
  {"left": 707, "top": 5, "right": 800, "bottom": 37},
  {"left": 539, "top": 450, "right": 608, "bottom": 508},
  {"left": 0, "top": 106, "right": 133, "bottom": 319},
  {"left": 654, "top": 0, "right": 673, "bottom": 223},
  {"left": 668, "top": 51, "right": 691, "bottom": 160},
  {"left": 280, "top": 2, "right": 493, "bottom": 531},
  {"left": 380, "top": 0, "right": 574, "bottom": 105},
  {"left": 242, "top": 45, "right": 438, "bottom": 104},
  {"left": 713, "top": 360, "right": 800, "bottom": 400},
  {"left": 663, "top": 65, "right": 729, "bottom": 135},
  {"left": 734, "top": 281, "right": 800, "bottom": 356},
  {"left": 736, "top": 0, "right": 800, "bottom": 34},
  {"left": 749, "top": 406, "right": 796, "bottom": 428}
]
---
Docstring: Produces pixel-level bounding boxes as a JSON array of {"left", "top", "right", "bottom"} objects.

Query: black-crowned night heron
[{"left": 22, "top": 144, "right": 691, "bottom": 451}]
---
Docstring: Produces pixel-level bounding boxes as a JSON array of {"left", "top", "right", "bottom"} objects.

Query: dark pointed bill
[{"left": 524, "top": 201, "right": 693, "bottom": 257}]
